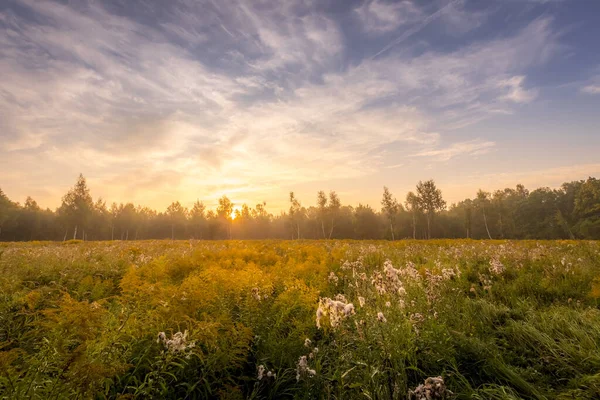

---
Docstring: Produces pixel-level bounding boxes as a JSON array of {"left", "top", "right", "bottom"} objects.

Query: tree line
[{"left": 0, "top": 174, "right": 599, "bottom": 241}]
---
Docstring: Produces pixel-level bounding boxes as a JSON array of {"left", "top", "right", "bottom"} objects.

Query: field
[{"left": 1, "top": 240, "right": 600, "bottom": 399}]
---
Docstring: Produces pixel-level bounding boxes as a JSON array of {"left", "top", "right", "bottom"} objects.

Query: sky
[{"left": 1, "top": 0, "right": 600, "bottom": 213}]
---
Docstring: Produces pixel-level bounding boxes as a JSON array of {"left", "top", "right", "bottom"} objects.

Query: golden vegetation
[{"left": 1, "top": 240, "right": 600, "bottom": 398}]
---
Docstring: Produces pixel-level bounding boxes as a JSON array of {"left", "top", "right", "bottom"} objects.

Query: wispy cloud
[
  {"left": 498, "top": 76, "right": 538, "bottom": 103},
  {"left": 355, "top": 0, "right": 423, "bottom": 34},
  {"left": 413, "top": 139, "right": 496, "bottom": 161},
  {"left": 0, "top": 0, "right": 580, "bottom": 210}
]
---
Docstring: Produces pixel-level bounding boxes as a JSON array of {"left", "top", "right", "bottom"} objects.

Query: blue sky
[{"left": 1, "top": 0, "right": 600, "bottom": 212}]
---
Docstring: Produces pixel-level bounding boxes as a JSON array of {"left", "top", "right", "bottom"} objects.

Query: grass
[{"left": 0, "top": 239, "right": 599, "bottom": 399}]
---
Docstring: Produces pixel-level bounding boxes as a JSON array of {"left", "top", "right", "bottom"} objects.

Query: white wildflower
[
  {"left": 316, "top": 297, "right": 355, "bottom": 329},
  {"left": 304, "top": 338, "right": 312, "bottom": 348},
  {"left": 408, "top": 376, "right": 452, "bottom": 399},
  {"left": 328, "top": 271, "right": 339, "bottom": 285},
  {"left": 296, "top": 356, "right": 316, "bottom": 381},
  {"left": 358, "top": 296, "right": 366, "bottom": 307},
  {"left": 377, "top": 312, "right": 387, "bottom": 323},
  {"left": 157, "top": 330, "right": 195, "bottom": 353},
  {"left": 335, "top": 293, "right": 348, "bottom": 303},
  {"left": 489, "top": 259, "right": 505, "bottom": 275},
  {"left": 343, "top": 303, "right": 355, "bottom": 317},
  {"left": 257, "top": 365, "right": 265, "bottom": 380}
]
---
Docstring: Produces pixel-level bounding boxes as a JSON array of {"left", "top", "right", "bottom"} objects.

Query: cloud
[
  {"left": 581, "top": 85, "right": 600, "bottom": 95},
  {"left": 498, "top": 76, "right": 538, "bottom": 103},
  {"left": 355, "top": 0, "right": 423, "bottom": 34},
  {"left": 0, "top": 0, "right": 565, "bottom": 210},
  {"left": 413, "top": 139, "right": 496, "bottom": 161}
]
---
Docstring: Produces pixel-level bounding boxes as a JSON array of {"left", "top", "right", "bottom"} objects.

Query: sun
[{"left": 230, "top": 210, "right": 237, "bottom": 220}]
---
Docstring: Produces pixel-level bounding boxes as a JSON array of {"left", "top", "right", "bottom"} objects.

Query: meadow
[{"left": 1, "top": 240, "right": 600, "bottom": 399}]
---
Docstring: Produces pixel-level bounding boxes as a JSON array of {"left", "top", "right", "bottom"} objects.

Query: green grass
[{"left": 0, "top": 240, "right": 599, "bottom": 399}]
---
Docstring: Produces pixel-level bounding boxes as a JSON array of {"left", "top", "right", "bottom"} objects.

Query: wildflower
[
  {"left": 385, "top": 301, "right": 391, "bottom": 308},
  {"left": 252, "top": 287, "right": 261, "bottom": 301},
  {"left": 410, "top": 313, "right": 424, "bottom": 323},
  {"left": 296, "top": 356, "right": 316, "bottom": 381},
  {"left": 343, "top": 303, "right": 355, "bottom": 317},
  {"left": 377, "top": 312, "right": 387, "bottom": 323},
  {"left": 316, "top": 297, "right": 355, "bottom": 329},
  {"left": 335, "top": 293, "right": 348, "bottom": 303},
  {"left": 358, "top": 296, "right": 366, "bottom": 307},
  {"left": 258, "top": 365, "right": 276, "bottom": 380},
  {"left": 328, "top": 271, "right": 339, "bottom": 285},
  {"left": 304, "top": 338, "right": 312, "bottom": 348},
  {"left": 489, "top": 259, "right": 505, "bottom": 275},
  {"left": 316, "top": 308, "right": 324, "bottom": 329},
  {"left": 441, "top": 268, "right": 457, "bottom": 280},
  {"left": 157, "top": 330, "right": 195, "bottom": 353},
  {"left": 408, "top": 376, "right": 452, "bottom": 399}
]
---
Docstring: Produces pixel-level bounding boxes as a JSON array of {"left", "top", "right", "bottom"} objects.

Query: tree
[
  {"left": 217, "top": 196, "right": 234, "bottom": 239},
  {"left": 109, "top": 202, "right": 119, "bottom": 240},
  {"left": 476, "top": 190, "right": 493, "bottom": 240},
  {"left": 117, "top": 203, "right": 137, "bottom": 240},
  {"left": 354, "top": 204, "right": 380, "bottom": 239},
  {"left": 573, "top": 177, "right": 600, "bottom": 238},
  {"left": 317, "top": 191, "right": 328, "bottom": 239},
  {"left": 166, "top": 201, "right": 187, "bottom": 240},
  {"left": 492, "top": 190, "right": 506, "bottom": 239},
  {"left": 405, "top": 191, "right": 421, "bottom": 239},
  {"left": 289, "top": 192, "right": 303, "bottom": 239},
  {"left": 328, "top": 191, "right": 341, "bottom": 239},
  {"left": 252, "top": 202, "right": 271, "bottom": 239},
  {"left": 58, "top": 174, "right": 94, "bottom": 240},
  {"left": 416, "top": 180, "right": 446, "bottom": 239},
  {"left": 190, "top": 200, "right": 207, "bottom": 239},
  {"left": 463, "top": 199, "right": 473, "bottom": 239},
  {"left": 90, "top": 198, "right": 109, "bottom": 240},
  {"left": 0, "top": 188, "right": 16, "bottom": 239},
  {"left": 381, "top": 186, "right": 399, "bottom": 240},
  {"left": 20, "top": 197, "right": 41, "bottom": 240}
]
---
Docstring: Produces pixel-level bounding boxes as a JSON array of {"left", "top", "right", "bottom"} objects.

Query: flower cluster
[
  {"left": 257, "top": 364, "right": 276, "bottom": 380},
  {"left": 371, "top": 260, "right": 409, "bottom": 296},
  {"left": 408, "top": 376, "right": 452, "bottom": 399},
  {"left": 489, "top": 258, "right": 505, "bottom": 275},
  {"left": 316, "top": 296, "right": 355, "bottom": 329},
  {"left": 296, "top": 355, "right": 316, "bottom": 381},
  {"left": 328, "top": 271, "right": 339, "bottom": 285},
  {"left": 156, "top": 330, "right": 195, "bottom": 353},
  {"left": 441, "top": 267, "right": 460, "bottom": 280}
]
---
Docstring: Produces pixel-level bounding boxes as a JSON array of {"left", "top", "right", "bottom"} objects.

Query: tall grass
[{"left": 0, "top": 240, "right": 599, "bottom": 399}]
